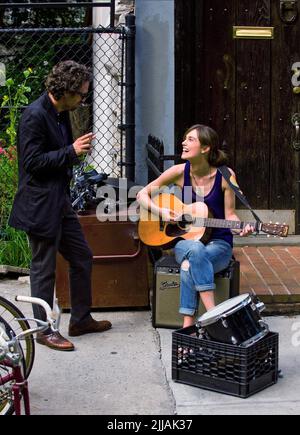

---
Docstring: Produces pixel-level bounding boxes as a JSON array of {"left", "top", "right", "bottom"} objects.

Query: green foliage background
[
  {"left": 0, "top": 3, "right": 90, "bottom": 268},
  {"left": 0, "top": 69, "right": 34, "bottom": 267}
]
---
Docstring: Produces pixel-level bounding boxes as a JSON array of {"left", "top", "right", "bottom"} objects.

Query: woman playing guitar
[{"left": 137, "top": 124, "right": 254, "bottom": 328}]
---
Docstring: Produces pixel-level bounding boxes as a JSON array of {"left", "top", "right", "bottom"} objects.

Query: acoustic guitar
[{"left": 138, "top": 193, "right": 289, "bottom": 248}]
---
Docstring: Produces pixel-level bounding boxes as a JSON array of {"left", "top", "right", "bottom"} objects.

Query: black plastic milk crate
[{"left": 172, "top": 326, "right": 279, "bottom": 398}]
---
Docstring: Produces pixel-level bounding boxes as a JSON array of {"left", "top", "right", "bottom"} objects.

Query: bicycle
[
  {"left": 0, "top": 295, "right": 60, "bottom": 415},
  {"left": 0, "top": 295, "right": 35, "bottom": 378}
]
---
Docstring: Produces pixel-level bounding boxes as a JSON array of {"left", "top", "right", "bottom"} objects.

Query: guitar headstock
[{"left": 261, "top": 222, "right": 289, "bottom": 238}]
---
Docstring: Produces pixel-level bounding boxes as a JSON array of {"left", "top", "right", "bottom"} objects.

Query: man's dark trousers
[{"left": 28, "top": 197, "right": 93, "bottom": 327}]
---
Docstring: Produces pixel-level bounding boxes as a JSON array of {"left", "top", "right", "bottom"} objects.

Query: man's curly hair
[{"left": 45, "top": 60, "right": 92, "bottom": 100}]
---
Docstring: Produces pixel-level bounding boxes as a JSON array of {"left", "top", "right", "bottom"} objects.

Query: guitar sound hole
[
  {"left": 165, "top": 223, "right": 187, "bottom": 237},
  {"left": 180, "top": 214, "right": 193, "bottom": 227}
]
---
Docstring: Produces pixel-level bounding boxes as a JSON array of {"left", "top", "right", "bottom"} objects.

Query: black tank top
[{"left": 182, "top": 161, "right": 233, "bottom": 246}]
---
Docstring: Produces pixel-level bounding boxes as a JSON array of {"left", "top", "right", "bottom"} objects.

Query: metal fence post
[{"left": 125, "top": 13, "right": 135, "bottom": 182}]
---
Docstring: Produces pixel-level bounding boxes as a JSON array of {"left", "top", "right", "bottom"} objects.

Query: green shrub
[
  {"left": 0, "top": 69, "right": 34, "bottom": 268},
  {"left": 0, "top": 226, "right": 31, "bottom": 268},
  {"left": 0, "top": 145, "right": 17, "bottom": 229}
]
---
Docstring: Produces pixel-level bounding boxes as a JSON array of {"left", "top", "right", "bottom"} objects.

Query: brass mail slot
[{"left": 233, "top": 26, "right": 274, "bottom": 39}]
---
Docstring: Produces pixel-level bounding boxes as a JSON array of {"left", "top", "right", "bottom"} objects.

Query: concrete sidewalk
[
  {"left": 159, "top": 316, "right": 300, "bottom": 415},
  {"left": 1, "top": 278, "right": 300, "bottom": 415}
]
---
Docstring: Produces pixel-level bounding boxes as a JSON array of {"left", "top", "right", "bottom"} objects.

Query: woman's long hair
[{"left": 184, "top": 124, "right": 228, "bottom": 167}]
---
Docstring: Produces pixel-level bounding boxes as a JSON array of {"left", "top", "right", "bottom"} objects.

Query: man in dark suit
[{"left": 9, "top": 60, "right": 111, "bottom": 351}]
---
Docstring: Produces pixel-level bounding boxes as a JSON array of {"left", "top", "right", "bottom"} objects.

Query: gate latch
[
  {"left": 291, "top": 113, "right": 300, "bottom": 151},
  {"left": 280, "top": 1, "right": 299, "bottom": 24}
]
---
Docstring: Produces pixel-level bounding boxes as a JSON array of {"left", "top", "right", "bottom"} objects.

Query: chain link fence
[
  {"left": 0, "top": 28, "right": 128, "bottom": 166},
  {"left": 0, "top": 2, "right": 134, "bottom": 266}
]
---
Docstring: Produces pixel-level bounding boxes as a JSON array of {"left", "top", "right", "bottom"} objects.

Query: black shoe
[{"left": 69, "top": 318, "right": 112, "bottom": 337}]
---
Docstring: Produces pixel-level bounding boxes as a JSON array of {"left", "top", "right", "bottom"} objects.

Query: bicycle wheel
[
  {"left": 0, "top": 296, "right": 35, "bottom": 378},
  {"left": 0, "top": 316, "right": 27, "bottom": 415}
]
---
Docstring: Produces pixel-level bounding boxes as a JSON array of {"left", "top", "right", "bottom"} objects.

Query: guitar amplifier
[{"left": 152, "top": 255, "right": 240, "bottom": 329}]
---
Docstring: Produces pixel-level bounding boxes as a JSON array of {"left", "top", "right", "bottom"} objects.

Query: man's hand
[{"left": 73, "top": 132, "right": 96, "bottom": 156}]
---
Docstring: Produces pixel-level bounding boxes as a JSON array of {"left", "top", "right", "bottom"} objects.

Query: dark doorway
[{"left": 175, "top": 0, "right": 300, "bottom": 232}]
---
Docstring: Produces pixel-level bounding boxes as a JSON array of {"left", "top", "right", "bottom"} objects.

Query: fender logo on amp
[{"left": 160, "top": 281, "right": 179, "bottom": 290}]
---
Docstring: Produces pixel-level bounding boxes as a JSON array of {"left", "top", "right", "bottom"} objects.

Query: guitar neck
[{"left": 203, "top": 218, "right": 259, "bottom": 231}]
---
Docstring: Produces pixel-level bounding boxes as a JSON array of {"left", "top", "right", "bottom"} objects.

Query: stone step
[{"left": 234, "top": 245, "right": 300, "bottom": 314}]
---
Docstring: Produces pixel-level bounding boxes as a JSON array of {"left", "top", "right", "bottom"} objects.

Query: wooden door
[{"left": 175, "top": 0, "right": 300, "bottom": 231}]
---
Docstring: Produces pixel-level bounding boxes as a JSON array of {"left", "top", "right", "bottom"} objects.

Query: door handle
[
  {"left": 280, "top": 0, "right": 299, "bottom": 23},
  {"left": 292, "top": 113, "right": 300, "bottom": 151}
]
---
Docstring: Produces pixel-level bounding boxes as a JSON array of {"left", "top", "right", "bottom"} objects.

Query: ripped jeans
[{"left": 174, "top": 239, "right": 232, "bottom": 316}]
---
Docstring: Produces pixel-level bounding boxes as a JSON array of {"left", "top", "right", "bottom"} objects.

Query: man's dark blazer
[{"left": 9, "top": 92, "right": 80, "bottom": 238}]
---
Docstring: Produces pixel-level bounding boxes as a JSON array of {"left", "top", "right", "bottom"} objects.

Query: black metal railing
[{"left": 146, "top": 134, "right": 180, "bottom": 183}]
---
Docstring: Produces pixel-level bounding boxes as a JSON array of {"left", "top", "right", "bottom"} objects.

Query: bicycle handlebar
[
  {"left": 0, "top": 296, "right": 62, "bottom": 377},
  {"left": 0, "top": 296, "right": 61, "bottom": 358},
  {"left": 15, "top": 317, "right": 52, "bottom": 340},
  {"left": 15, "top": 295, "right": 60, "bottom": 333},
  {"left": 15, "top": 295, "right": 53, "bottom": 319}
]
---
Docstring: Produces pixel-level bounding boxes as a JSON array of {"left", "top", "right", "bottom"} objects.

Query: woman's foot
[{"left": 183, "top": 315, "right": 194, "bottom": 328}]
